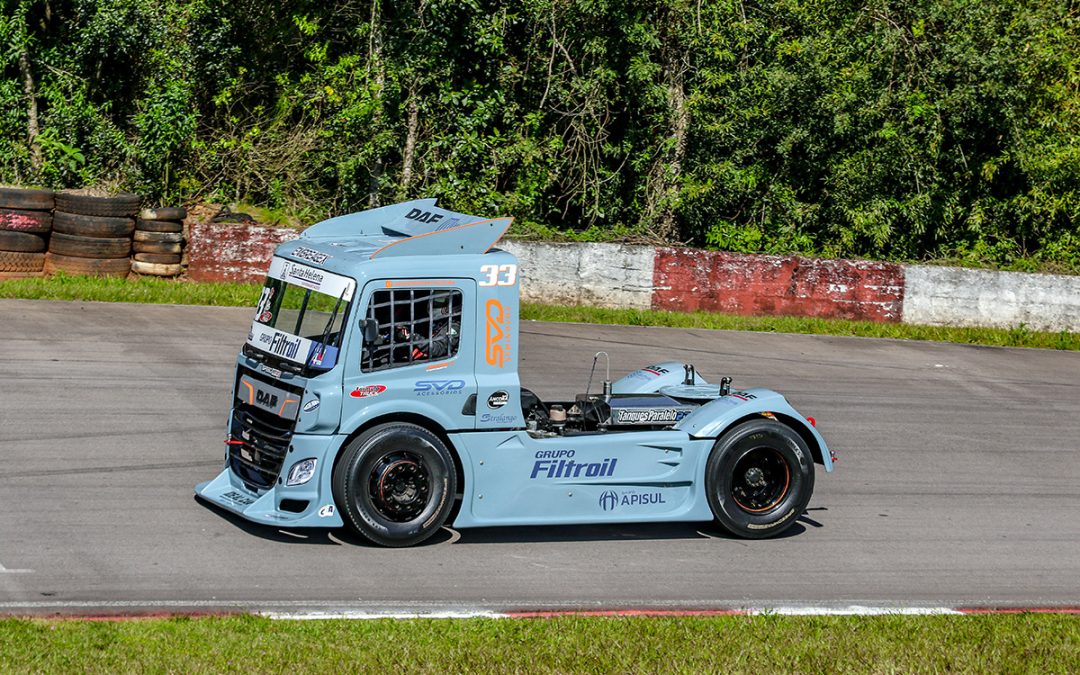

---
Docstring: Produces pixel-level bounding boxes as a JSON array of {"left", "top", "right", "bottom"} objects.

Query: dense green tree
[{"left": 0, "top": 0, "right": 1077, "bottom": 270}]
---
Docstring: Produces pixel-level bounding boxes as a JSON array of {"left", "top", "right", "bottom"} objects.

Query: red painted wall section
[
  {"left": 653, "top": 248, "right": 905, "bottom": 322},
  {"left": 187, "top": 220, "right": 299, "bottom": 283}
]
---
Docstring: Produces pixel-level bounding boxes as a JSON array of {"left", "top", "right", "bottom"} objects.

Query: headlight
[{"left": 286, "top": 458, "right": 317, "bottom": 486}]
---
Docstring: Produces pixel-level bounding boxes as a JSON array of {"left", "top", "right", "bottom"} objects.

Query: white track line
[
  {"left": 760, "top": 606, "right": 962, "bottom": 616},
  {"left": 0, "top": 599, "right": 1054, "bottom": 618},
  {"left": 0, "top": 561, "right": 33, "bottom": 574}
]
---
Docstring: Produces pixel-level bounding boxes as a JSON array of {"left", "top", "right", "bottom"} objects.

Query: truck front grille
[{"left": 229, "top": 403, "right": 293, "bottom": 490}]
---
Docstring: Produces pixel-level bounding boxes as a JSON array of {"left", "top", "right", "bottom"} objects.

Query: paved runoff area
[{"left": 0, "top": 299, "right": 1078, "bottom": 617}]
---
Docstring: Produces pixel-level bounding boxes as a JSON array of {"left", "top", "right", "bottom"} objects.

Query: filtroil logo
[{"left": 599, "top": 491, "right": 619, "bottom": 512}]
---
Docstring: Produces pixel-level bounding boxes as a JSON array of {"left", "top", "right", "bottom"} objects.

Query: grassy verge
[
  {"left": 1, "top": 274, "right": 1077, "bottom": 351},
  {"left": 0, "top": 615, "right": 1077, "bottom": 672}
]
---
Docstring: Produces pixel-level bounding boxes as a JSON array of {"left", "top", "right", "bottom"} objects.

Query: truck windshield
[{"left": 244, "top": 257, "right": 355, "bottom": 374}]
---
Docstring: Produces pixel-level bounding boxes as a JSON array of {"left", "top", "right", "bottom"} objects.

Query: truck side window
[{"left": 362, "top": 288, "right": 462, "bottom": 372}]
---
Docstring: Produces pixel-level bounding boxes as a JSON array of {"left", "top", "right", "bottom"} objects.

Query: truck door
[{"left": 340, "top": 279, "right": 478, "bottom": 433}]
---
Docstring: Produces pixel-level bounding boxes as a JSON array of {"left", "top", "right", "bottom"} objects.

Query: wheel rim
[
  {"left": 367, "top": 452, "right": 431, "bottom": 522},
  {"left": 730, "top": 447, "right": 791, "bottom": 513}
]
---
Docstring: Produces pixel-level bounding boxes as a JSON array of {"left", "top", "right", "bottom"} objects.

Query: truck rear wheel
[
  {"left": 705, "top": 419, "right": 814, "bottom": 539},
  {"left": 332, "top": 423, "right": 457, "bottom": 547}
]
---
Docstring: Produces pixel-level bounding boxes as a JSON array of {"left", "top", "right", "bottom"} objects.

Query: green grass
[
  {"left": 1, "top": 274, "right": 1077, "bottom": 351},
  {"left": 0, "top": 615, "right": 1076, "bottom": 672}
]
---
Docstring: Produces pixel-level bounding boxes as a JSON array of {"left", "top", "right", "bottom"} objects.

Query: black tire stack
[
  {"left": 0, "top": 187, "right": 54, "bottom": 279},
  {"left": 132, "top": 207, "right": 186, "bottom": 277},
  {"left": 45, "top": 191, "right": 139, "bottom": 278}
]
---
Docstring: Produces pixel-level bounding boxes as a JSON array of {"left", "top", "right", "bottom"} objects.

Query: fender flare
[{"left": 676, "top": 389, "right": 833, "bottom": 472}]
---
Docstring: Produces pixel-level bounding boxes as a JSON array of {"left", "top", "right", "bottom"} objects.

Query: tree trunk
[
  {"left": 18, "top": 49, "right": 42, "bottom": 174},
  {"left": 645, "top": 55, "right": 689, "bottom": 242},
  {"left": 400, "top": 89, "right": 419, "bottom": 195},
  {"left": 368, "top": 0, "right": 385, "bottom": 208}
]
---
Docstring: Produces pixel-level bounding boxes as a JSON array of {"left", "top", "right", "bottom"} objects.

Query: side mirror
[{"left": 360, "top": 318, "right": 382, "bottom": 345}]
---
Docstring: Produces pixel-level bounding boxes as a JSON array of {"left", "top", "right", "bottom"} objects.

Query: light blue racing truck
[{"left": 196, "top": 199, "right": 835, "bottom": 546}]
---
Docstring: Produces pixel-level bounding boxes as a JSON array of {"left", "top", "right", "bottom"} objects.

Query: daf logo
[
  {"left": 256, "top": 390, "right": 278, "bottom": 407},
  {"left": 405, "top": 208, "right": 444, "bottom": 224},
  {"left": 599, "top": 490, "right": 619, "bottom": 512}
]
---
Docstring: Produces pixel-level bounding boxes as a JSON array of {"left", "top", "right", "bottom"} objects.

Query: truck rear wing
[{"left": 300, "top": 198, "right": 512, "bottom": 258}]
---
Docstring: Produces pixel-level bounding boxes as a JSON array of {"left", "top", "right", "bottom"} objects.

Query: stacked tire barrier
[
  {"left": 0, "top": 187, "right": 54, "bottom": 279},
  {"left": 46, "top": 191, "right": 139, "bottom": 278},
  {"left": 132, "top": 207, "right": 186, "bottom": 277}
]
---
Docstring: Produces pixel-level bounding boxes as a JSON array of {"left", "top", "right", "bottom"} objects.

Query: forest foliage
[{"left": 0, "top": 0, "right": 1078, "bottom": 269}]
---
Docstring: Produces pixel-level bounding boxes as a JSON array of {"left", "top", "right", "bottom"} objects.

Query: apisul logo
[{"left": 599, "top": 490, "right": 619, "bottom": 512}]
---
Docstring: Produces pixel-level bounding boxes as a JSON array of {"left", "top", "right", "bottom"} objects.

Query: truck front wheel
[
  {"left": 332, "top": 423, "right": 457, "bottom": 547},
  {"left": 705, "top": 419, "right": 814, "bottom": 539}
]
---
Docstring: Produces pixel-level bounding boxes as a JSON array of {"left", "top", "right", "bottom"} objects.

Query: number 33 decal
[{"left": 479, "top": 264, "right": 518, "bottom": 287}]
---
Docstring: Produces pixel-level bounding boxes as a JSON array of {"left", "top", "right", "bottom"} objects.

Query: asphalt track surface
[{"left": 1, "top": 299, "right": 1078, "bottom": 616}]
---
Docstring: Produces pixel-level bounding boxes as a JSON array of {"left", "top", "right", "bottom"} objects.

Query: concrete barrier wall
[
  {"left": 653, "top": 248, "right": 905, "bottom": 322},
  {"left": 903, "top": 265, "right": 1080, "bottom": 332},
  {"left": 184, "top": 220, "right": 1079, "bottom": 332},
  {"left": 500, "top": 241, "right": 654, "bottom": 310},
  {"left": 187, "top": 219, "right": 299, "bottom": 283}
]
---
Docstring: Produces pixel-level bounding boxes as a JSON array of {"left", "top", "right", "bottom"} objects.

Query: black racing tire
[
  {"left": 0, "top": 251, "right": 45, "bottom": 273},
  {"left": 135, "top": 218, "right": 183, "bottom": 233},
  {"left": 0, "top": 208, "right": 51, "bottom": 234},
  {"left": 138, "top": 207, "right": 186, "bottom": 221},
  {"left": 44, "top": 252, "right": 130, "bottom": 277},
  {"left": 0, "top": 230, "right": 47, "bottom": 252},
  {"left": 55, "top": 191, "right": 139, "bottom": 217},
  {"left": 133, "top": 240, "right": 182, "bottom": 254},
  {"left": 705, "top": 419, "right": 814, "bottom": 539},
  {"left": 130, "top": 260, "right": 182, "bottom": 276},
  {"left": 332, "top": 423, "right": 457, "bottom": 547},
  {"left": 49, "top": 232, "right": 131, "bottom": 259},
  {"left": 133, "top": 230, "right": 183, "bottom": 243},
  {"left": 0, "top": 186, "right": 53, "bottom": 211},
  {"left": 53, "top": 211, "right": 134, "bottom": 238},
  {"left": 133, "top": 252, "right": 181, "bottom": 264}
]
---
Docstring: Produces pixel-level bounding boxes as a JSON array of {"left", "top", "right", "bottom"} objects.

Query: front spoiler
[{"left": 194, "top": 433, "right": 345, "bottom": 528}]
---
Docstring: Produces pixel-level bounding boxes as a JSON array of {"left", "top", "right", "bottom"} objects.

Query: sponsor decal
[
  {"left": 259, "top": 364, "right": 283, "bottom": 378},
  {"left": 642, "top": 365, "right": 671, "bottom": 376},
  {"left": 414, "top": 379, "right": 466, "bottom": 396},
  {"left": 598, "top": 489, "right": 667, "bottom": 512},
  {"left": 730, "top": 390, "right": 758, "bottom": 401},
  {"left": 267, "top": 257, "right": 354, "bottom": 301},
  {"left": 480, "top": 413, "right": 518, "bottom": 425},
  {"left": 614, "top": 408, "right": 690, "bottom": 424},
  {"left": 268, "top": 332, "right": 302, "bottom": 359},
  {"left": 535, "top": 450, "right": 574, "bottom": 459},
  {"left": 318, "top": 504, "right": 336, "bottom": 518},
  {"left": 258, "top": 311, "right": 273, "bottom": 323},
  {"left": 221, "top": 490, "right": 256, "bottom": 506},
  {"left": 248, "top": 323, "right": 314, "bottom": 365},
  {"left": 350, "top": 384, "right": 387, "bottom": 398},
  {"left": 531, "top": 457, "right": 617, "bottom": 479},
  {"left": 292, "top": 246, "right": 329, "bottom": 264},
  {"left": 487, "top": 390, "right": 509, "bottom": 409},
  {"left": 484, "top": 299, "right": 511, "bottom": 368},
  {"left": 303, "top": 399, "right": 320, "bottom": 413},
  {"left": 282, "top": 261, "right": 325, "bottom": 289},
  {"left": 405, "top": 207, "right": 445, "bottom": 224}
]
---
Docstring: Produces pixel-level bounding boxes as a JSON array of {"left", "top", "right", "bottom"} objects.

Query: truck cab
[{"left": 196, "top": 199, "right": 832, "bottom": 547}]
